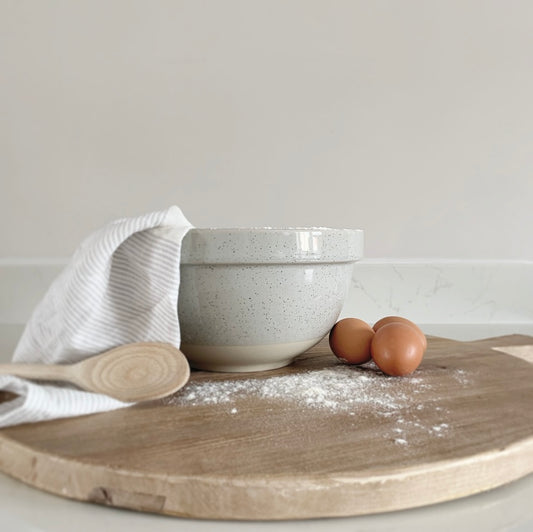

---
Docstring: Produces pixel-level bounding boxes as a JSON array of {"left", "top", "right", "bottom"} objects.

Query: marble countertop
[{"left": 1, "top": 322, "right": 532, "bottom": 532}]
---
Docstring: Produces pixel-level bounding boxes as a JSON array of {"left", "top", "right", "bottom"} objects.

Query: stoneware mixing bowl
[{"left": 178, "top": 227, "right": 363, "bottom": 372}]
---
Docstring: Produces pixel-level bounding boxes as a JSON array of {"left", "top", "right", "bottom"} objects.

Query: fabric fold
[{"left": 0, "top": 206, "right": 193, "bottom": 428}]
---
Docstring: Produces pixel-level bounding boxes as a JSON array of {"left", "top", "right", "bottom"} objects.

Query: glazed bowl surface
[{"left": 178, "top": 227, "right": 363, "bottom": 372}]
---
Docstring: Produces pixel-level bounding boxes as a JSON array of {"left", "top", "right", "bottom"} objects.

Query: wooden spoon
[{"left": 0, "top": 342, "right": 190, "bottom": 402}]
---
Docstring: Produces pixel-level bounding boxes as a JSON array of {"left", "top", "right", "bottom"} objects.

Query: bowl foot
[{"left": 181, "top": 337, "right": 323, "bottom": 373}]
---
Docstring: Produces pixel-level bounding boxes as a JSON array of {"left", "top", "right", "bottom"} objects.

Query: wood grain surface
[{"left": 0, "top": 335, "right": 532, "bottom": 520}]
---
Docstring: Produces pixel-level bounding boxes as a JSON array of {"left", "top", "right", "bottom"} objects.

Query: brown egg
[
  {"left": 372, "top": 316, "right": 427, "bottom": 351},
  {"left": 370, "top": 322, "right": 425, "bottom": 376},
  {"left": 329, "top": 318, "right": 374, "bottom": 365}
]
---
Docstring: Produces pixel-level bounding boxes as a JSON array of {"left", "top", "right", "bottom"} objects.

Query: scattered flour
[
  {"left": 169, "top": 366, "right": 416, "bottom": 413},
  {"left": 164, "top": 363, "right": 471, "bottom": 447}
]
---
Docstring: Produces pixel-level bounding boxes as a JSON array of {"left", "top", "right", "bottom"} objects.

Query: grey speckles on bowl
[{"left": 178, "top": 228, "right": 363, "bottom": 372}]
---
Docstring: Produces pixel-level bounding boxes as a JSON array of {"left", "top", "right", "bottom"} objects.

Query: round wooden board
[{"left": 0, "top": 335, "right": 532, "bottom": 520}]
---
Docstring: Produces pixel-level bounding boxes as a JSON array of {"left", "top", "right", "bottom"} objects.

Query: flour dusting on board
[
  {"left": 170, "top": 366, "right": 415, "bottom": 411},
  {"left": 165, "top": 364, "right": 471, "bottom": 446}
]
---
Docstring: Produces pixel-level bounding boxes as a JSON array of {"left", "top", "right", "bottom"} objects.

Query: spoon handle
[{"left": 0, "top": 363, "right": 72, "bottom": 383}]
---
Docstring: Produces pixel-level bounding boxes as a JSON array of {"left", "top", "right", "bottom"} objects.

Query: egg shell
[
  {"left": 372, "top": 316, "right": 427, "bottom": 351},
  {"left": 370, "top": 322, "right": 425, "bottom": 376},
  {"left": 329, "top": 317, "right": 374, "bottom": 365}
]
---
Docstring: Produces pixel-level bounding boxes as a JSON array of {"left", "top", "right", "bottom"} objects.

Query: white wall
[{"left": 2, "top": 0, "right": 533, "bottom": 259}]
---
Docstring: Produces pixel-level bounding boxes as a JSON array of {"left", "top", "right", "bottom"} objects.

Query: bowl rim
[
  {"left": 180, "top": 227, "right": 364, "bottom": 265},
  {"left": 186, "top": 227, "right": 363, "bottom": 233}
]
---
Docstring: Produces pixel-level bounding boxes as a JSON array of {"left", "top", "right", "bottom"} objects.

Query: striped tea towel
[{"left": 0, "top": 206, "right": 193, "bottom": 428}]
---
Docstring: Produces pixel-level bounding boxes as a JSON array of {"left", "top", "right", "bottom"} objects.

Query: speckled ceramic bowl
[{"left": 178, "top": 227, "right": 363, "bottom": 372}]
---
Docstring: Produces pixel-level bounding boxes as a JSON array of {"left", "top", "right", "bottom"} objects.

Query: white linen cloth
[{"left": 0, "top": 206, "right": 193, "bottom": 428}]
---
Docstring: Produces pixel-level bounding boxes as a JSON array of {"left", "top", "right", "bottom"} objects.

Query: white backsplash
[{"left": 340, "top": 259, "right": 533, "bottom": 325}]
